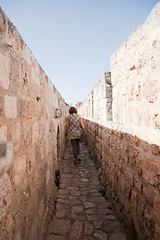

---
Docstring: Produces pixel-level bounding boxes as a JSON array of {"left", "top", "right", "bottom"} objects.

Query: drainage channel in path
[{"left": 45, "top": 141, "right": 127, "bottom": 240}]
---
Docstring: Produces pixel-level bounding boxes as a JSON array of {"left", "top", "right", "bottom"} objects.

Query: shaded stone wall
[
  {"left": 0, "top": 8, "right": 68, "bottom": 240},
  {"left": 84, "top": 120, "right": 160, "bottom": 240},
  {"left": 79, "top": 2, "right": 160, "bottom": 240}
]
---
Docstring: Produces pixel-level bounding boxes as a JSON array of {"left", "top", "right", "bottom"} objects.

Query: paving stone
[
  {"left": 94, "top": 221, "right": 103, "bottom": 229},
  {"left": 84, "top": 202, "right": 96, "bottom": 209},
  {"left": 70, "top": 190, "right": 81, "bottom": 196},
  {"left": 56, "top": 210, "right": 66, "bottom": 218},
  {"left": 94, "top": 230, "right": 108, "bottom": 240},
  {"left": 102, "top": 220, "right": 123, "bottom": 233},
  {"left": 56, "top": 203, "right": 69, "bottom": 211},
  {"left": 98, "top": 208, "right": 113, "bottom": 215},
  {"left": 69, "top": 213, "right": 87, "bottom": 221},
  {"left": 46, "top": 235, "right": 66, "bottom": 240},
  {"left": 47, "top": 218, "right": 70, "bottom": 236},
  {"left": 69, "top": 221, "right": 83, "bottom": 240},
  {"left": 57, "top": 198, "right": 69, "bottom": 205},
  {"left": 109, "top": 232, "right": 127, "bottom": 240},
  {"left": 71, "top": 205, "right": 83, "bottom": 214},
  {"left": 85, "top": 222, "right": 93, "bottom": 235},
  {"left": 86, "top": 215, "right": 101, "bottom": 221},
  {"left": 105, "top": 215, "right": 116, "bottom": 220},
  {"left": 85, "top": 208, "right": 97, "bottom": 215},
  {"left": 45, "top": 142, "right": 127, "bottom": 240},
  {"left": 83, "top": 237, "right": 94, "bottom": 240},
  {"left": 58, "top": 194, "right": 68, "bottom": 200}
]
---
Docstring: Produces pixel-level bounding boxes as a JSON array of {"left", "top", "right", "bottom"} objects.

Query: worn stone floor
[{"left": 45, "top": 141, "right": 127, "bottom": 240}]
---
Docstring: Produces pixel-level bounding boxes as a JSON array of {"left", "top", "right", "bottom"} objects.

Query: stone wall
[
  {"left": 0, "top": 8, "right": 68, "bottom": 240},
  {"left": 79, "top": 2, "right": 160, "bottom": 240},
  {"left": 110, "top": 2, "right": 160, "bottom": 146},
  {"left": 78, "top": 72, "right": 112, "bottom": 126},
  {"left": 84, "top": 120, "right": 160, "bottom": 240}
]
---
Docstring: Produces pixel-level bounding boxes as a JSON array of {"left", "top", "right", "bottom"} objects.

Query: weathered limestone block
[
  {"left": 142, "top": 74, "right": 158, "bottom": 103},
  {"left": 151, "top": 144, "right": 159, "bottom": 155},
  {"left": 18, "top": 98, "right": 27, "bottom": 117},
  {"left": 143, "top": 209, "right": 155, "bottom": 239},
  {"left": 143, "top": 184, "right": 155, "bottom": 206},
  {"left": 135, "top": 152, "right": 142, "bottom": 176},
  {"left": 30, "top": 62, "right": 40, "bottom": 85},
  {"left": 0, "top": 95, "right": 3, "bottom": 115},
  {"left": 134, "top": 174, "right": 143, "bottom": 193},
  {"left": 143, "top": 157, "right": 160, "bottom": 187},
  {"left": 131, "top": 189, "right": 137, "bottom": 213},
  {"left": 4, "top": 95, "right": 17, "bottom": 118},
  {"left": 22, "top": 121, "right": 32, "bottom": 147},
  {"left": 132, "top": 214, "right": 141, "bottom": 240},
  {"left": 128, "top": 146, "right": 138, "bottom": 167},
  {"left": 26, "top": 150, "right": 36, "bottom": 176},
  {"left": 0, "top": 173, "right": 13, "bottom": 240},
  {"left": 9, "top": 121, "right": 21, "bottom": 152},
  {"left": 8, "top": 20, "right": 24, "bottom": 56},
  {"left": 32, "top": 121, "right": 40, "bottom": 144},
  {"left": 0, "top": 173, "right": 12, "bottom": 216},
  {"left": 0, "top": 125, "right": 7, "bottom": 141},
  {"left": 9, "top": 52, "right": 20, "bottom": 93},
  {"left": 141, "top": 141, "right": 149, "bottom": 152},
  {"left": 0, "top": 9, "right": 7, "bottom": 39},
  {"left": 154, "top": 224, "right": 160, "bottom": 240},
  {"left": 153, "top": 191, "right": 160, "bottom": 220},
  {"left": 0, "top": 52, "right": 10, "bottom": 89},
  {"left": 0, "top": 141, "right": 13, "bottom": 177},
  {"left": 19, "top": 99, "right": 37, "bottom": 119},
  {"left": 13, "top": 155, "right": 26, "bottom": 185},
  {"left": 20, "top": 72, "right": 30, "bottom": 97}
]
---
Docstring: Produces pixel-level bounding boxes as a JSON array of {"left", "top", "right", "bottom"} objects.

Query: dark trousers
[{"left": 71, "top": 139, "right": 80, "bottom": 160}]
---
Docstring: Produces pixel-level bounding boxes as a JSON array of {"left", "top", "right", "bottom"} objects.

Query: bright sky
[{"left": 0, "top": 0, "right": 159, "bottom": 105}]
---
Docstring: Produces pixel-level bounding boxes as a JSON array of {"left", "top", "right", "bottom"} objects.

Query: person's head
[{"left": 69, "top": 107, "right": 77, "bottom": 114}]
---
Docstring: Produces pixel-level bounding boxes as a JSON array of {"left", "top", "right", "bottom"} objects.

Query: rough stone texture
[
  {"left": 79, "top": 3, "right": 160, "bottom": 146},
  {"left": 45, "top": 142, "right": 127, "bottom": 240},
  {"left": 0, "top": 141, "right": 13, "bottom": 178},
  {"left": 110, "top": 2, "right": 160, "bottom": 146},
  {"left": 83, "top": 119, "right": 160, "bottom": 240},
  {"left": 4, "top": 95, "right": 17, "bottom": 118},
  {"left": 1, "top": 2, "right": 160, "bottom": 240},
  {"left": 0, "top": 8, "right": 68, "bottom": 240},
  {"left": 78, "top": 3, "right": 160, "bottom": 240},
  {"left": 78, "top": 72, "right": 112, "bottom": 126}
]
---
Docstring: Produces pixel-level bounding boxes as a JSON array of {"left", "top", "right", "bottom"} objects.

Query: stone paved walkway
[{"left": 45, "top": 142, "right": 127, "bottom": 240}]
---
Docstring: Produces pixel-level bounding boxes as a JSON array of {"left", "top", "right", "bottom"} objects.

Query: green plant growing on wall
[{"left": 36, "top": 96, "right": 41, "bottom": 102}]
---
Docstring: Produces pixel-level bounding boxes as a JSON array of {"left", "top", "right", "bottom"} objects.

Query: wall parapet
[{"left": 84, "top": 119, "right": 160, "bottom": 240}]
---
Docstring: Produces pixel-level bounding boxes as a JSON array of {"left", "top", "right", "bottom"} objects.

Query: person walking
[{"left": 66, "top": 107, "right": 87, "bottom": 164}]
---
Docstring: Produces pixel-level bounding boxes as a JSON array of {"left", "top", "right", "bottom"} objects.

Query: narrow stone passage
[{"left": 45, "top": 142, "right": 127, "bottom": 240}]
